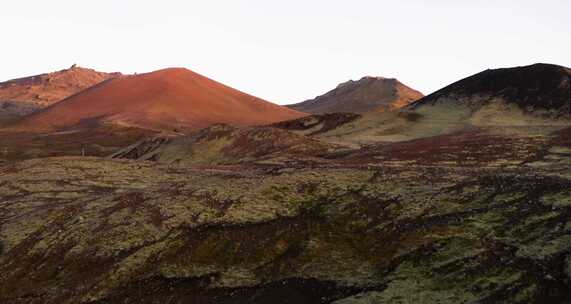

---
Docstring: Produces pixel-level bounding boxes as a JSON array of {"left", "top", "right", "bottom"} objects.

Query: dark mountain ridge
[{"left": 408, "top": 63, "right": 571, "bottom": 114}]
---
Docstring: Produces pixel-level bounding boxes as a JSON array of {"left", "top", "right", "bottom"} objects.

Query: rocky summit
[
  {"left": 0, "top": 65, "right": 120, "bottom": 121},
  {"left": 288, "top": 76, "right": 423, "bottom": 114}
]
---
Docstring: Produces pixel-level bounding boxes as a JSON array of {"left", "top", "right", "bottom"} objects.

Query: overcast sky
[{"left": 1, "top": 0, "right": 570, "bottom": 104}]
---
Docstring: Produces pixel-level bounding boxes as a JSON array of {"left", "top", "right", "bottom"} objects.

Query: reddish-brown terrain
[
  {"left": 288, "top": 76, "right": 423, "bottom": 114},
  {"left": 0, "top": 65, "right": 120, "bottom": 120},
  {"left": 8, "top": 68, "right": 306, "bottom": 132}
]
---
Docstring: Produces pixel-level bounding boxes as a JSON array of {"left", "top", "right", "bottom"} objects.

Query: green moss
[{"left": 540, "top": 192, "right": 571, "bottom": 207}]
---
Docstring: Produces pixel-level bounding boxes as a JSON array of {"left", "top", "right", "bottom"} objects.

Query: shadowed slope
[
  {"left": 10, "top": 68, "right": 306, "bottom": 132},
  {"left": 405, "top": 63, "right": 571, "bottom": 124},
  {"left": 271, "top": 113, "right": 362, "bottom": 136},
  {"left": 409, "top": 63, "right": 571, "bottom": 110},
  {"left": 111, "top": 124, "right": 335, "bottom": 165}
]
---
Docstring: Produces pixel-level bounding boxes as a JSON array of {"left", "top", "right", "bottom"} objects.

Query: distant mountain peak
[
  {"left": 335, "top": 76, "right": 393, "bottom": 89},
  {"left": 0, "top": 66, "right": 121, "bottom": 117},
  {"left": 289, "top": 76, "right": 423, "bottom": 114}
]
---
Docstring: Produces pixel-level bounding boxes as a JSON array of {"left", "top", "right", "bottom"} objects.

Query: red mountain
[{"left": 10, "top": 68, "right": 306, "bottom": 132}]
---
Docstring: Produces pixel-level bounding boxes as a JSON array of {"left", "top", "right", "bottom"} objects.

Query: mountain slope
[
  {"left": 111, "top": 124, "right": 335, "bottom": 166},
  {"left": 0, "top": 65, "right": 120, "bottom": 118},
  {"left": 288, "top": 76, "right": 423, "bottom": 114},
  {"left": 405, "top": 63, "right": 571, "bottom": 124},
  {"left": 9, "top": 68, "right": 306, "bottom": 132}
]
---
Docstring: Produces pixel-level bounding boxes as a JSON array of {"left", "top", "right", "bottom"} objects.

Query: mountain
[
  {"left": 8, "top": 68, "right": 306, "bottom": 132},
  {"left": 0, "top": 64, "right": 120, "bottom": 118},
  {"left": 277, "top": 64, "right": 571, "bottom": 149},
  {"left": 288, "top": 76, "right": 423, "bottom": 114},
  {"left": 406, "top": 63, "right": 571, "bottom": 124}
]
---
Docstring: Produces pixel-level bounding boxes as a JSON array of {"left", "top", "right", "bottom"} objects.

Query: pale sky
[{"left": 1, "top": 0, "right": 570, "bottom": 104}]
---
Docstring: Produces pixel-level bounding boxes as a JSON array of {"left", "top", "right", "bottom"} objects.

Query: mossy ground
[{"left": 1, "top": 155, "right": 571, "bottom": 303}]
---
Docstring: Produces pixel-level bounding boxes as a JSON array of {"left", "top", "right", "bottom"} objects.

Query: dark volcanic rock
[
  {"left": 408, "top": 63, "right": 571, "bottom": 114},
  {"left": 271, "top": 113, "right": 362, "bottom": 136},
  {"left": 111, "top": 124, "right": 335, "bottom": 165}
]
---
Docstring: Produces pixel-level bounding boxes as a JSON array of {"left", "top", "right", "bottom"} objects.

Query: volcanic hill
[
  {"left": 0, "top": 65, "right": 120, "bottom": 119},
  {"left": 288, "top": 76, "right": 423, "bottom": 114},
  {"left": 406, "top": 63, "right": 571, "bottom": 125},
  {"left": 9, "top": 68, "right": 306, "bottom": 132}
]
